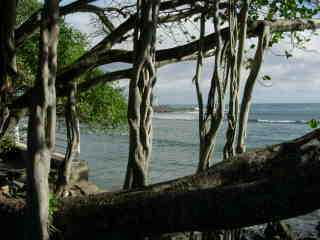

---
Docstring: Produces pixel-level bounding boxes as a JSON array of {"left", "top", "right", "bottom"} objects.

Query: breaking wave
[
  {"left": 249, "top": 119, "right": 308, "bottom": 124},
  {"left": 153, "top": 113, "right": 196, "bottom": 121},
  {"left": 154, "top": 112, "right": 310, "bottom": 124}
]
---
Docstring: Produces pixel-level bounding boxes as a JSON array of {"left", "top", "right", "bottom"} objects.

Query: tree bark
[
  {"left": 57, "top": 82, "right": 79, "bottom": 194},
  {"left": 0, "top": 0, "right": 17, "bottom": 138},
  {"left": 1, "top": 129, "right": 320, "bottom": 239},
  {"left": 25, "top": 1, "right": 59, "bottom": 239},
  {"left": 222, "top": 2, "right": 249, "bottom": 238},
  {"left": 197, "top": 0, "right": 225, "bottom": 173},
  {"left": 124, "top": 0, "right": 160, "bottom": 189},
  {"left": 0, "top": 0, "right": 17, "bottom": 91},
  {"left": 236, "top": 24, "right": 270, "bottom": 154},
  {"left": 193, "top": 1, "right": 206, "bottom": 172}
]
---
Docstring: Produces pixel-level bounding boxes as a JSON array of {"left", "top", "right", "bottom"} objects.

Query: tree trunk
[
  {"left": 197, "top": 0, "right": 225, "bottom": 173},
  {"left": 124, "top": 0, "right": 160, "bottom": 189},
  {"left": 223, "top": 0, "right": 241, "bottom": 162},
  {"left": 0, "top": 0, "right": 17, "bottom": 139},
  {"left": 43, "top": 129, "right": 320, "bottom": 237},
  {"left": 1, "top": 129, "right": 320, "bottom": 239},
  {"left": 25, "top": 1, "right": 59, "bottom": 239},
  {"left": 236, "top": 24, "right": 270, "bottom": 154},
  {"left": 222, "top": 2, "right": 249, "bottom": 239}
]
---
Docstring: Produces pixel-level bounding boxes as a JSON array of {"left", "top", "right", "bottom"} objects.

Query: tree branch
[
  {"left": 62, "top": 19, "right": 320, "bottom": 74},
  {"left": 77, "top": 69, "right": 131, "bottom": 93},
  {"left": 15, "top": 0, "right": 96, "bottom": 47},
  {"left": 10, "top": 18, "right": 320, "bottom": 110}
]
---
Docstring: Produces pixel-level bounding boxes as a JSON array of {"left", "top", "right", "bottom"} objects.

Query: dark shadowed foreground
[{"left": 1, "top": 129, "right": 320, "bottom": 239}]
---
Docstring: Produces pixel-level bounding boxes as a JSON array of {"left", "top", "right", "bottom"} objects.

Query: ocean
[
  {"left": 80, "top": 103, "right": 320, "bottom": 190},
  {"left": 78, "top": 103, "right": 320, "bottom": 238}
]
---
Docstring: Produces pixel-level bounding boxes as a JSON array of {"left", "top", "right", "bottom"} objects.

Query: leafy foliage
[
  {"left": 48, "top": 193, "right": 60, "bottom": 217},
  {"left": 17, "top": 0, "right": 40, "bottom": 24},
  {"left": 57, "top": 24, "right": 88, "bottom": 69},
  {"left": 250, "top": 0, "right": 320, "bottom": 46},
  {"left": 0, "top": 135, "right": 17, "bottom": 156},
  {"left": 16, "top": 0, "right": 127, "bottom": 128},
  {"left": 78, "top": 83, "right": 127, "bottom": 129},
  {"left": 48, "top": 193, "right": 60, "bottom": 234},
  {"left": 262, "top": 75, "right": 272, "bottom": 81},
  {"left": 249, "top": 0, "right": 320, "bottom": 22},
  {"left": 308, "top": 119, "right": 320, "bottom": 129}
]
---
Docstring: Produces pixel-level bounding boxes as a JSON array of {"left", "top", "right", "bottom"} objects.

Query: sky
[{"left": 64, "top": 4, "right": 320, "bottom": 105}]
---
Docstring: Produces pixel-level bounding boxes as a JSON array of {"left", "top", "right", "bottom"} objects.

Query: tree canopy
[
  {"left": 9, "top": 0, "right": 320, "bottom": 110},
  {"left": 15, "top": 0, "right": 127, "bottom": 128}
]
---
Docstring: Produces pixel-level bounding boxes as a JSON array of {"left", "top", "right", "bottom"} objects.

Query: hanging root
[
  {"left": 191, "top": 1, "right": 271, "bottom": 238},
  {"left": 56, "top": 82, "right": 79, "bottom": 196},
  {"left": 236, "top": 22, "right": 270, "bottom": 154},
  {"left": 223, "top": 0, "right": 239, "bottom": 162},
  {"left": 124, "top": 0, "right": 160, "bottom": 190},
  {"left": 222, "top": 1, "right": 250, "bottom": 239},
  {"left": 192, "top": 0, "right": 206, "bottom": 169},
  {"left": 195, "top": 0, "right": 226, "bottom": 174}
]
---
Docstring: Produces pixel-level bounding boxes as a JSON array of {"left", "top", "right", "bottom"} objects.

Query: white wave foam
[
  {"left": 252, "top": 119, "right": 308, "bottom": 124},
  {"left": 154, "top": 113, "right": 310, "bottom": 124},
  {"left": 153, "top": 112, "right": 196, "bottom": 121}
]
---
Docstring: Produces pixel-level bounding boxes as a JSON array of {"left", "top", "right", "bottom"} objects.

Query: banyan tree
[{"left": 1, "top": 0, "right": 320, "bottom": 240}]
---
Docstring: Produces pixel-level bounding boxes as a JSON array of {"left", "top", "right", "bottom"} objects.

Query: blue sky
[{"left": 63, "top": 2, "right": 320, "bottom": 104}]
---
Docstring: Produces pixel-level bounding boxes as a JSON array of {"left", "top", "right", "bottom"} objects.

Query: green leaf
[
  {"left": 262, "top": 75, "right": 271, "bottom": 81},
  {"left": 284, "top": 50, "right": 293, "bottom": 59},
  {"left": 308, "top": 119, "right": 319, "bottom": 129}
]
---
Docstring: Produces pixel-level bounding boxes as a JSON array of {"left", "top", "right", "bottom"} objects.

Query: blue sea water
[{"left": 80, "top": 103, "right": 320, "bottom": 190}]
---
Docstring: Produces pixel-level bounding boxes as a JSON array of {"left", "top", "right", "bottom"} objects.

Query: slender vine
[
  {"left": 236, "top": 23, "right": 270, "bottom": 154},
  {"left": 193, "top": 0, "right": 206, "bottom": 172},
  {"left": 223, "top": 0, "right": 239, "bottom": 161},
  {"left": 56, "top": 82, "right": 80, "bottom": 195}
]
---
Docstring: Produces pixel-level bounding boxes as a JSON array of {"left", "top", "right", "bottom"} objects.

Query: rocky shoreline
[
  {"left": 154, "top": 105, "right": 176, "bottom": 113},
  {"left": 0, "top": 143, "right": 100, "bottom": 199},
  {"left": 154, "top": 105, "right": 197, "bottom": 113}
]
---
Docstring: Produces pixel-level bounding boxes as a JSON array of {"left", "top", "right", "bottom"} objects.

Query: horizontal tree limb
[
  {"left": 55, "top": 7, "right": 208, "bottom": 83},
  {"left": 15, "top": 0, "right": 97, "bottom": 47},
  {"left": 42, "top": 18, "right": 320, "bottom": 84},
  {"left": 10, "top": 18, "right": 320, "bottom": 111},
  {"left": 77, "top": 68, "right": 132, "bottom": 93},
  {"left": 79, "top": 19, "right": 320, "bottom": 67},
  {"left": 16, "top": 0, "right": 227, "bottom": 84},
  {"left": 1, "top": 129, "right": 320, "bottom": 239},
  {"left": 63, "top": 18, "right": 320, "bottom": 95}
]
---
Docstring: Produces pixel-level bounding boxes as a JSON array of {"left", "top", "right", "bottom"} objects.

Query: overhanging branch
[
  {"left": 15, "top": 0, "right": 97, "bottom": 47},
  {"left": 10, "top": 18, "right": 320, "bottom": 110}
]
